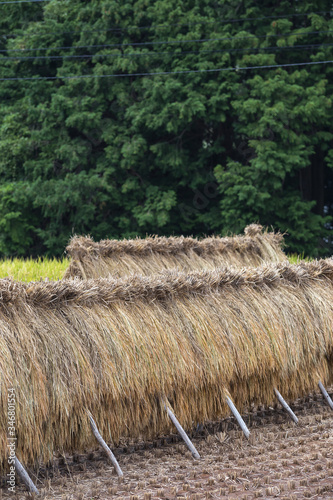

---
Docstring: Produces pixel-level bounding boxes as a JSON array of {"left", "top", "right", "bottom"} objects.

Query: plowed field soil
[{"left": 1, "top": 391, "right": 333, "bottom": 499}]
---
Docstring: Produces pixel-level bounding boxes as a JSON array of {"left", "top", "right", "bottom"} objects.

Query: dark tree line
[{"left": 0, "top": 0, "right": 332, "bottom": 256}]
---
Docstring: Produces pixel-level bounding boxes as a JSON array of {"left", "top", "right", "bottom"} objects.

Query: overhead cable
[
  {"left": 3, "top": 10, "right": 329, "bottom": 37},
  {"left": 1, "top": 43, "right": 332, "bottom": 62},
  {"left": 1, "top": 29, "right": 333, "bottom": 53},
  {"left": 0, "top": 0, "right": 48, "bottom": 4},
  {"left": 0, "top": 59, "right": 331, "bottom": 81}
]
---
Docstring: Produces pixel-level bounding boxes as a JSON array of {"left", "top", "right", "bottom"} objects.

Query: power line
[
  {"left": 2, "top": 43, "right": 332, "bottom": 62},
  {"left": 0, "top": 0, "right": 48, "bottom": 4},
  {"left": 2, "top": 10, "right": 329, "bottom": 37},
  {"left": 1, "top": 29, "right": 333, "bottom": 53},
  {"left": 0, "top": 59, "right": 331, "bottom": 81}
]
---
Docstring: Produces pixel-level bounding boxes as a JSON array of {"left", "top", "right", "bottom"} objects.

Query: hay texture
[
  {"left": 64, "top": 224, "right": 285, "bottom": 279},
  {"left": 1, "top": 259, "right": 333, "bottom": 470}
]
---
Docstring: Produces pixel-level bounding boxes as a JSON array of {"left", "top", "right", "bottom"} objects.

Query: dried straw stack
[
  {"left": 1, "top": 259, "right": 333, "bottom": 470},
  {"left": 64, "top": 224, "right": 285, "bottom": 279}
]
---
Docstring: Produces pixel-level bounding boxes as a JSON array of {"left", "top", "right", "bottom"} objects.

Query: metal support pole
[
  {"left": 163, "top": 401, "right": 200, "bottom": 459},
  {"left": 274, "top": 388, "right": 298, "bottom": 424},
  {"left": 318, "top": 381, "right": 333, "bottom": 410},
  {"left": 226, "top": 396, "right": 250, "bottom": 439}
]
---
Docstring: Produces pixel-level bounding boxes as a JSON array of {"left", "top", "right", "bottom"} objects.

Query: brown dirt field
[{"left": 1, "top": 391, "right": 333, "bottom": 500}]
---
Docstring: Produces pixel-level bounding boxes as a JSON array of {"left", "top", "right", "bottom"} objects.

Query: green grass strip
[{"left": 0, "top": 257, "right": 70, "bottom": 282}]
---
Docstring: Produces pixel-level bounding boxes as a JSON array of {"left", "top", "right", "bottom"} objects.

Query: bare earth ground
[{"left": 1, "top": 391, "right": 333, "bottom": 500}]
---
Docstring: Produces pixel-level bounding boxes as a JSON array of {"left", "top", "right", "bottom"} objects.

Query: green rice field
[
  {"left": 287, "top": 253, "right": 310, "bottom": 265},
  {"left": 0, "top": 257, "right": 69, "bottom": 281}
]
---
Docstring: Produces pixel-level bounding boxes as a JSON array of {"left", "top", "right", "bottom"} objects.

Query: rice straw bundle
[
  {"left": 1, "top": 259, "right": 333, "bottom": 470},
  {"left": 64, "top": 224, "right": 285, "bottom": 279}
]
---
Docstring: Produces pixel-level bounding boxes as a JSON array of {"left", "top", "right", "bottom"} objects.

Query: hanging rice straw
[
  {"left": 1, "top": 258, "right": 332, "bottom": 470},
  {"left": 64, "top": 224, "right": 285, "bottom": 279}
]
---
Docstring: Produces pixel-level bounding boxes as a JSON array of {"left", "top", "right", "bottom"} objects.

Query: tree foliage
[{"left": 0, "top": 0, "right": 332, "bottom": 256}]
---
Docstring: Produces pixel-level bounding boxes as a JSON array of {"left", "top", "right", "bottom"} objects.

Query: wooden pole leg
[
  {"left": 226, "top": 396, "right": 250, "bottom": 439},
  {"left": 163, "top": 401, "right": 200, "bottom": 459},
  {"left": 15, "top": 457, "right": 39, "bottom": 495},
  {"left": 88, "top": 412, "right": 123, "bottom": 477},
  {"left": 274, "top": 389, "right": 298, "bottom": 424},
  {"left": 318, "top": 381, "right": 333, "bottom": 410}
]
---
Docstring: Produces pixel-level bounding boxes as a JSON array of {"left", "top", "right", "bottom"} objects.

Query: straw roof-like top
[
  {"left": 64, "top": 224, "right": 286, "bottom": 278},
  {"left": 2, "top": 258, "right": 333, "bottom": 307}
]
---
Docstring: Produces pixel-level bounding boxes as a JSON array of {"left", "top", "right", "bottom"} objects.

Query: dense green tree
[{"left": 0, "top": 0, "right": 332, "bottom": 256}]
